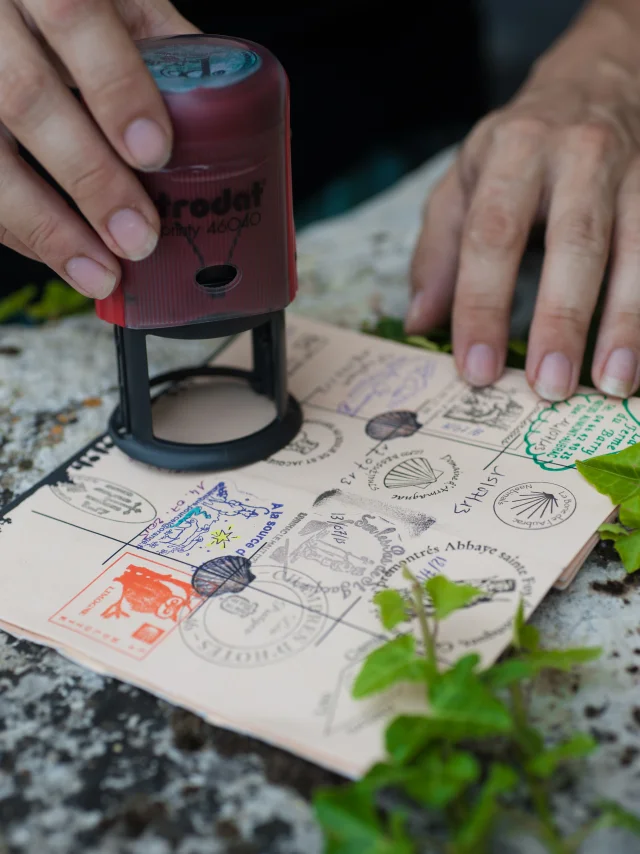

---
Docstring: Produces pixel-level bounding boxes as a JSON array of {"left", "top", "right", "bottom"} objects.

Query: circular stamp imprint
[
  {"left": 50, "top": 475, "right": 156, "bottom": 523},
  {"left": 267, "top": 419, "right": 343, "bottom": 467},
  {"left": 366, "top": 446, "right": 461, "bottom": 500},
  {"left": 493, "top": 481, "right": 576, "bottom": 530},
  {"left": 180, "top": 565, "right": 328, "bottom": 667}
]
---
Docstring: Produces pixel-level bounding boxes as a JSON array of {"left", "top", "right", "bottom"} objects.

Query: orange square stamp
[{"left": 49, "top": 551, "right": 201, "bottom": 660}]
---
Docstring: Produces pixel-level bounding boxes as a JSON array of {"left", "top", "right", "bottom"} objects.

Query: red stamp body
[{"left": 49, "top": 552, "right": 200, "bottom": 660}]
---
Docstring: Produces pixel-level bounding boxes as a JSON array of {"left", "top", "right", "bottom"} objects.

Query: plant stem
[
  {"left": 508, "top": 683, "right": 565, "bottom": 854},
  {"left": 413, "top": 580, "right": 437, "bottom": 675}
]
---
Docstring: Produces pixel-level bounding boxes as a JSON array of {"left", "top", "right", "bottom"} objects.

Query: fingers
[
  {"left": 0, "top": 135, "right": 120, "bottom": 297},
  {"left": 24, "top": 0, "right": 173, "bottom": 171},
  {"left": 526, "top": 125, "right": 620, "bottom": 400},
  {"left": 451, "top": 119, "right": 545, "bottom": 386},
  {"left": 406, "top": 164, "right": 466, "bottom": 334},
  {"left": 0, "top": 0, "right": 161, "bottom": 264},
  {"left": 0, "top": 223, "right": 41, "bottom": 260},
  {"left": 591, "top": 157, "right": 640, "bottom": 398}
]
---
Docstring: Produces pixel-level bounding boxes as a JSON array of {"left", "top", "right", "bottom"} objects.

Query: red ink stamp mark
[{"left": 49, "top": 551, "right": 200, "bottom": 660}]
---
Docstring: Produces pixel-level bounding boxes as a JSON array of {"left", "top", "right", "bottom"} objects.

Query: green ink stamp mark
[{"left": 524, "top": 393, "right": 640, "bottom": 471}]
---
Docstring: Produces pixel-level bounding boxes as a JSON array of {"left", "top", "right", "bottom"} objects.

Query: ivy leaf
[
  {"left": 428, "top": 656, "right": 513, "bottom": 738},
  {"left": 513, "top": 600, "right": 540, "bottom": 652},
  {"left": 352, "top": 635, "right": 425, "bottom": 699},
  {"left": 576, "top": 444, "right": 640, "bottom": 514},
  {"left": 361, "top": 762, "right": 412, "bottom": 791},
  {"left": 508, "top": 339, "right": 528, "bottom": 356},
  {"left": 599, "top": 524, "right": 640, "bottom": 574},
  {"left": 524, "top": 646, "right": 602, "bottom": 671},
  {"left": 313, "top": 784, "right": 415, "bottom": 854},
  {"left": 527, "top": 733, "right": 597, "bottom": 779},
  {"left": 385, "top": 716, "right": 438, "bottom": 765},
  {"left": 599, "top": 522, "right": 629, "bottom": 537},
  {"left": 373, "top": 590, "right": 409, "bottom": 630},
  {"left": 484, "top": 657, "right": 538, "bottom": 689},
  {"left": 619, "top": 498, "right": 640, "bottom": 529},
  {"left": 453, "top": 763, "right": 519, "bottom": 852},
  {"left": 424, "top": 575, "right": 483, "bottom": 620},
  {"left": 402, "top": 748, "right": 480, "bottom": 809}
]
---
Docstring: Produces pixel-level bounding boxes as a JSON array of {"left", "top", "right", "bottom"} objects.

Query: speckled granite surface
[{"left": 2, "top": 148, "right": 640, "bottom": 854}]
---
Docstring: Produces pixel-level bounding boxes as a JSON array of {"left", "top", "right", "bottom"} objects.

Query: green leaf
[
  {"left": 405, "top": 335, "right": 441, "bottom": 351},
  {"left": 0, "top": 284, "right": 37, "bottom": 323},
  {"left": 576, "top": 443, "right": 640, "bottom": 514},
  {"left": 527, "top": 733, "right": 597, "bottom": 779},
  {"left": 428, "top": 657, "right": 513, "bottom": 739},
  {"left": 454, "top": 763, "right": 518, "bottom": 851},
  {"left": 373, "top": 590, "right": 409, "bottom": 630},
  {"left": 484, "top": 657, "right": 538, "bottom": 689},
  {"left": 361, "top": 762, "right": 412, "bottom": 791},
  {"left": 313, "top": 784, "right": 415, "bottom": 854},
  {"left": 595, "top": 801, "right": 640, "bottom": 836},
  {"left": 513, "top": 600, "right": 540, "bottom": 652},
  {"left": 352, "top": 635, "right": 425, "bottom": 699},
  {"left": 598, "top": 524, "right": 640, "bottom": 574},
  {"left": 619, "top": 497, "right": 640, "bottom": 529},
  {"left": 525, "top": 646, "right": 602, "bottom": 672},
  {"left": 424, "top": 575, "right": 483, "bottom": 620},
  {"left": 385, "top": 716, "right": 437, "bottom": 764},
  {"left": 508, "top": 339, "right": 528, "bottom": 356},
  {"left": 402, "top": 748, "right": 480, "bottom": 809},
  {"left": 25, "top": 279, "right": 91, "bottom": 320}
]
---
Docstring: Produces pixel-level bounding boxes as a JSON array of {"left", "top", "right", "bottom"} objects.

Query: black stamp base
[{"left": 108, "top": 310, "right": 303, "bottom": 472}]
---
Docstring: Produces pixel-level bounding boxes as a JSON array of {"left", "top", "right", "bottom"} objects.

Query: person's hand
[
  {"left": 0, "top": 0, "right": 198, "bottom": 299},
  {"left": 407, "top": 4, "right": 640, "bottom": 401}
]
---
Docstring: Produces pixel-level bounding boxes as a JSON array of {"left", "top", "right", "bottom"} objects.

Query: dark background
[{"left": 0, "top": 1, "right": 584, "bottom": 299}]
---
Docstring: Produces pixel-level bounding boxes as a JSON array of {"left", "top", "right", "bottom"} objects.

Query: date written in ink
[
  {"left": 454, "top": 466, "right": 506, "bottom": 514},
  {"left": 329, "top": 513, "right": 349, "bottom": 545}
]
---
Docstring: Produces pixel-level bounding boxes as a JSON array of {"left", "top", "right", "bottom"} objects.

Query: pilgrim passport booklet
[{"left": 0, "top": 315, "right": 633, "bottom": 777}]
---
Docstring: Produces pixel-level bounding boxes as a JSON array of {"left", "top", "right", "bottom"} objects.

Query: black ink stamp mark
[
  {"left": 365, "top": 410, "right": 422, "bottom": 442},
  {"left": 383, "top": 457, "right": 444, "bottom": 490},
  {"left": 445, "top": 386, "right": 524, "bottom": 430},
  {"left": 50, "top": 474, "right": 156, "bottom": 524},
  {"left": 180, "top": 565, "right": 328, "bottom": 668},
  {"left": 191, "top": 555, "right": 255, "bottom": 598},
  {"left": 493, "top": 482, "right": 577, "bottom": 530},
  {"left": 268, "top": 420, "right": 343, "bottom": 467}
]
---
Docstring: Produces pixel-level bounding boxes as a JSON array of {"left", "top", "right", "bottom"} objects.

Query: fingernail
[
  {"left": 405, "top": 292, "right": 425, "bottom": 333},
  {"left": 535, "top": 352, "right": 572, "bottom": 401},
  {"left": 463, "top": 343, "right": 497, "bottom": 387},
  {"left": 124, "top": 118, "right": 170, "bottom": 169},
  {"left": 600, "top": 348, "right": 638, "bottom": 399},
  {"left": 107, "top": 209, "right": 158, "bottom": 261},
  {"left": 65, "top": 256, "right": 117, "bottom": 299}
]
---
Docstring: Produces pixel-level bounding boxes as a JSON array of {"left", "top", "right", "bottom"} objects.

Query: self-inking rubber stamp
[{"left": 97, "top": 34, "right": 303, "bottom": 471}]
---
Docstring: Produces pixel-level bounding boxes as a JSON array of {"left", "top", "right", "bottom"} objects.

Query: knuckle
[
  {"left": 24, "top": 214, "right": 62, "bottom": 258},
  {"left": 537, "top": 303, "right": 589, "bottom": 336},
  {"left": 609, "top": 306, "right": 640, "bottom": 328},
  {"left": 0, "top": 65, "right": 47, "bottom": 124},
  {"left": 39, "top": 0, "right": 98, "bottom": 26},
  {"left": 494, "top": 116, "right": 549, "bottom": 146},
  {"left": 466, "top": 200, "right": 523, "bottom": 254},
  {"left": 92, "top": 67, "right": 143, "bottom": 104},
  {"left": 455, "top": 290, "right": 509, "bottom": 321},
  {"left": 67, "top": 158, "right": 114, "bottom": 201},
  {"left": 564, "top": 121, "right": 619, "bottom": 158},
  {"left": 550, "top": 207, "right": 609, "bottom": 256}
]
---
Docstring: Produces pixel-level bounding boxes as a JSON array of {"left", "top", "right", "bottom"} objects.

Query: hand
[
  {"left": 407, "top": 5, "right": 640, "bottom": 401},
  {"left": 0, "top": 0, "right": 198, "bottom": 299}
]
